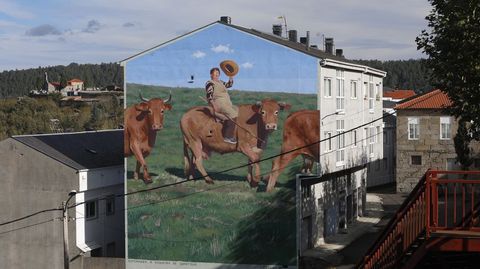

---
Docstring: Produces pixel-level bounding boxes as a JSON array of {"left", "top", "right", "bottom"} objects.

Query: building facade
[
  {"left": 395, "top": 89, "right": 480, "bottom": 192},
  {"left": 121, "top": 17, "right": 386, "bottom": 265},
  {"left": 0, "top": 130, "right": 124, "bottom": 269}
]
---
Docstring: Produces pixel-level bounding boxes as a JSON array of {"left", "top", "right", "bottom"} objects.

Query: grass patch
[{"left": 126, "top": 84, "right": 316, "bottom": 265}]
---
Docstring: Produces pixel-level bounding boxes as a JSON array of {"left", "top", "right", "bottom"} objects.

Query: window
[
  {"left": 376, "top": 126, "right": 381, "bottom": 143},
  {"left": 369, "top": 126, "right": 375, "bottom": 157},
  {"left": 106, "top": 196, "right": 115, "bottom": 216},
  {"left": 411, "top": 155, "right": 422, "bottom": 165},
  {"left": 352, "top": 130, "right": 357, "bottom": 147},
  {"left": 350, "top": 80, "right": 358, "bottom": 99},
  {"left": 408, "top": 117, "right": 419, "bottom": 140},
  {"left": 336, "top": 120, "right": 345, "bottom": 165},
  {"left": 440, "top": 117, "right": 451, "bottom": 140},
  {"left": 369, "top": 83, "right": 375, "bottom": 111},
  {"left": 324, "top": 132, "right": 333, "bottom": 152},
  {"left": 363, "top": 82, "right": 368, "bottom": 99},
  {"left": 375, "top": 84, "right": 380, "bottom": 100},
  {"left": 324, "top": 78, "right": 332, "bottom": 97},
  {"left": 302, "top": 185, "right": 312, "bottom": 199},
  {"left": 368, "top": 76, "right": 374, "bottom": 111},
  {"left": 363, "top": 127, "right": 369, "bottom": 147},
  {"left": 336, "top": 70, "right": 345, "bottom": 112},
  {"left": 86, "top": 200, "right": 98, "bottom": 220}
]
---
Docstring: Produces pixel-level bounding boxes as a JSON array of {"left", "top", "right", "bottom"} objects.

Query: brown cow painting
[
  {"left": 266, "top": 110, "right": 320, "bottom": 192},
  {"left": 180, "top": 99, "right": 290, "bottom": 186},
  {"left": 124, "top": 93, "right": 172, "bottom": 183}
]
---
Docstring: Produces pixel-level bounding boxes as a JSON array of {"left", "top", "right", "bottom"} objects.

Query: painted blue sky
[
  {"left": 126, "top": 23, "right": 317, "bottom": 93},
  {"left": 0, "top": 0, "right": 431, "bottom": 71}
]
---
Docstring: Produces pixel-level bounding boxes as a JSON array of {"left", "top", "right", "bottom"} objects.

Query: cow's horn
[
  {"left": 278, "top": 101, "right": 286, "bottom": 107},
  {"left": 164, "top": 92, "right": 172, "bottom": 104},
  {"left": 139, "top": 92, "right": 149, "bottom": 102},
  {"left": 255, "top": 101, "right": 262, "bottom": 107}
]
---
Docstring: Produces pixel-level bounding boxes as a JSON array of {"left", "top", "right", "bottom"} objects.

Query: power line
[{"left": 0, "top": 91, "right": 439, "bottom": 227}]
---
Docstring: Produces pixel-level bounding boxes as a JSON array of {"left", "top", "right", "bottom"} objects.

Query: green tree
[
  {"left": 454, "top": 119, "right": 473, "bottom": 170},
  {"left": 416, "top": 0, "right": 480, "bottom": 140}
]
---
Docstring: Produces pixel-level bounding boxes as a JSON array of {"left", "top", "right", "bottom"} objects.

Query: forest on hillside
[
  {"left": 0, "top": 62, "right": 123, "bottom": 98},
  {"left": 353, "top": 59, "right": 433, "bottom": 93},
  {"left": 0, "top": 59, "right": 431, "bottom": 98}
]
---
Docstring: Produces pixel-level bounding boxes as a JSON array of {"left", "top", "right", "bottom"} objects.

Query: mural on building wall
[{"left": 125, "top": 23, "right": 319, "bottom": 268}]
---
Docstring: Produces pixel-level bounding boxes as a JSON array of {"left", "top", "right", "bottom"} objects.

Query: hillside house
[{"left": 395, "top": 89, "right": 480, "bottom": 192}]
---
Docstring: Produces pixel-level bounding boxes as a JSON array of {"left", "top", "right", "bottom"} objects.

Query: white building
[
  {"left": 0, "top": 130, "right": 124, "bottom": 269},
  {"left": 300, "top": 59, "right": 386, "bottom": 249}
]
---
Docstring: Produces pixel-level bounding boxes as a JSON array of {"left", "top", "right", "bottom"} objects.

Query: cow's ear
[
  {"left": 135, "top": 102, "right": 149, "bottom": 112},
  {"left": 279, "top": 102, "right": 291, "bottom": 111},
  {"left": 164, "top": 104, "right": 172, "bottom": 111},
  {"left": 251, "top": 101, "right": 262, "bottom": 113}
]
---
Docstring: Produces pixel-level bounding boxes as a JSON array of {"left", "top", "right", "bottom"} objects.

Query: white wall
[{"left": 76, "top": 166, "right": 125, "bottom": 257}]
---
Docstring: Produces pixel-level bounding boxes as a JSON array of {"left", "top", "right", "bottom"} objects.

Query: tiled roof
[
  {"left": 395, "top": 89, "right": 452, "bottom": 110},
  {"left": 13, "top": 130, "right": 123, "bottom": 170},
  {"left": 383, "top": 89, "right": 416, "bottom": 100},
  {"left": 68, "top": 79, "right": 83, "bottom": 83}
]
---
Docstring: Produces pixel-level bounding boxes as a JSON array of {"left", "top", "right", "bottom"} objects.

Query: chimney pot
[{"left": 220, "top": 16, "right": 231, "bottom": 24}]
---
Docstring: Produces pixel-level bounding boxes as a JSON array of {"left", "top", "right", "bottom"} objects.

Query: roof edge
[{"left": 119, "top": 21, "right": 218, "bottom": 64}]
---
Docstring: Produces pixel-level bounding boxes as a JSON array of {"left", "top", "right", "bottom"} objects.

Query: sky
[
  {"left": 0, "top": 0, "right": 431, "bottom": 71},
  {"left": 126, "top": 23, "right": 318, "bottom": 92}
]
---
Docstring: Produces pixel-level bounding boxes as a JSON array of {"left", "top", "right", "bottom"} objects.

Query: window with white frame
[
  {"left": 336, "top": 120, "right": 345, "bottom": 165},
  {"left": 376, "top": 126, "right": 381, "bottom": 143},
  {"left": 440, "top": 117, "right": 451, "bottom": 140},
  {"left": 86, "top": 200, "right": 98, "bottom": 220},
  {"left": 350, "top": 80, "right": 358, "bottom": 99},
  {"left": 363, "top": 127, "right": 368, "bottom": 147},
  {"left": 324, "top": 132, "right": 332, "bottom": 152},
  {"left": 324, "top": 78, "right": 332, "bottom": 97},
  {"left": 352, "top": 130, "right": 357, "bottom": 147},
  {"left": 363, "top": 82, "right": 368, "bottom": 99},
  {"left": 336, "top": 70, "right": 345, "bottom": 112},
  {"left": 375, "top": 84, "right": 380, "bottom": 100},
  {"left": 368, "top": 82, "right": 375, "bottom": 111},
  {"left": 408, "top": 117, "right": 420, "bottom": 140},
  {"left": 369, "top": 126, "right": 375, "bottom": 157},
  {"left": 106, "top": 196, "right": 115, "bottom": 216}
]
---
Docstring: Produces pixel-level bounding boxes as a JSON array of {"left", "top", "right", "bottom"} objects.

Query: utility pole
[
  {"left": 62, "top": 191, "right": 77, "bottom": 269},
  {"left": 62, "top": 201, "right": 70, "bottom": 269}
]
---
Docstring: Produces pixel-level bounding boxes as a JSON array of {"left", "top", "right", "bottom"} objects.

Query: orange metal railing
[{"left": 357, "top": 170, "right": 480, "bottom": 269}]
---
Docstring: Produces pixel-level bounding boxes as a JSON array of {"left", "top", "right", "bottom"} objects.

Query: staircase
[{"left": 357, "top": 170, "right": 480, "bottom": 269}]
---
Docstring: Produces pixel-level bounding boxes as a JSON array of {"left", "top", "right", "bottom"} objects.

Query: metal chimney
[
  {"left": 288, "top": 30, "right": 297, "bottom": 42},
  {"left": 325, "top": 37, "right": 334, "bottom": 54},
  {"left": 272, "top": 24, "right": 283, "bottom": 37},
  {"left": 220, "top": 16, "right": 231, "bottom": 24},
  {"left": 306, "top": 31, "right": 310, "bottom": 50},
  {"left": 336, "top": 49, "right": 344, "bottom": 57}
]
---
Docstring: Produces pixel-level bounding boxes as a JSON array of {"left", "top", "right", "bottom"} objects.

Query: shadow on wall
[{"left": 226, "top": 165, "right": 299, "bottom": 266}]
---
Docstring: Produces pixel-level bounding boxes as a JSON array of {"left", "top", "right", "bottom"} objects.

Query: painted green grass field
[{"left": 126, "top": 84, "right": 316, "bottom": 265}]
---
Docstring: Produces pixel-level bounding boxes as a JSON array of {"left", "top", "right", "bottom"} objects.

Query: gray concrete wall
[
  {"left": 71, "top": 257, "right": 125, "bottom": 269},
  {"left": 396, "top": 110, "right": 480, "bottom": 193},
  {"left": 0, "top": 138, "right": 79, "bottom": 269}
]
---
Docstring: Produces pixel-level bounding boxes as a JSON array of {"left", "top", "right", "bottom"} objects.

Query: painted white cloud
[
  {"left": 241, "top": 62, "right": 253, "bottom": 69},
  {"left": 211, "top": 44, "right": 234, "bottom": 54},
  {"left": 192, "top": 50, "right": 206, "bottom": 58}
]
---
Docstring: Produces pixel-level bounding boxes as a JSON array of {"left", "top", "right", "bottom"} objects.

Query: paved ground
[{"left": 301, "top": 184, "right": 407, "bottom": 269}]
